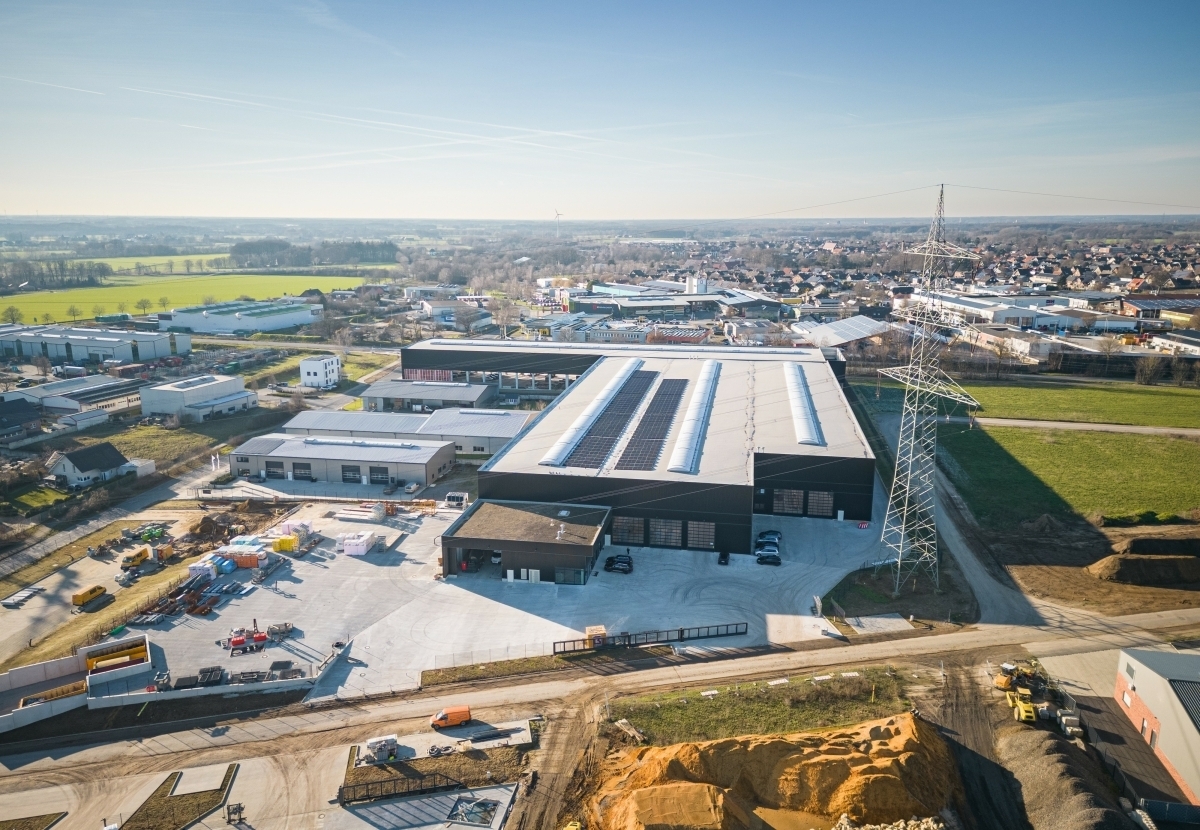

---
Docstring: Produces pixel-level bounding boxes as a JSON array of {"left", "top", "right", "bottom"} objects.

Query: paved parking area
[{"left": 104, "top": 480, "right": 886, "bottom": 702}]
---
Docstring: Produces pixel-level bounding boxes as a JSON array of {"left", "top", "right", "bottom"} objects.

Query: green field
[
  {"left": 960, "top": 381, "right": 1200, "bottom": 429},
  {"left": 0, "top": 274, "right": 365, "bottom": 324},
  {"left": 938, "top": 426, "right": 1200, "bottom": 526},
  {"left": 69, "top": 253, "right": 227, "bottom": 274}
]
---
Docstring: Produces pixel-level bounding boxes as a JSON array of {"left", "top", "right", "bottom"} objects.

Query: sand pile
[
  {"left": 1021, "top": 514, "right": 1066, "bottom": 534},
  {"left": 590, "top": 714, "right": 959, "bottom": 830},
  {"left": 1085, "top": 554, "right": 1200, "bottom": 585}
]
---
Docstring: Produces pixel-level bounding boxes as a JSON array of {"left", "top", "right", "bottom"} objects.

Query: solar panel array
[
  {"left": 562, "top": 370, "right": 657, "bottom": 468},
  {"left": 616, "top": 379, "right": 689, "bottom": 471}
]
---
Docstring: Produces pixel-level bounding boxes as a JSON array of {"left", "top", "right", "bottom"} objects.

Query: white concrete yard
[{"left": 110, "top": 480, "right": 885, "bottom": 702}]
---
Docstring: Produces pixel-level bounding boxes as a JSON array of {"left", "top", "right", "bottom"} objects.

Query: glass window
[
  {"left": 236, "top": 456, "right": 249, "bottom": 463},
  {"left": 611, "top": 516, "right": 644, "bottom": 545},
  {"left": 687, "top": 521, "right": 716, "bottom": 550},
  {"left": 807, "top": 491, "right": 835, "bottom": 517},
  {"left": 341, "top": 465, "right": 361, "bottom": 483},
  {"left": 773, "top": 489, "right": 804, "bottom": 515},
  {"left": 1125, "top": 662, "right": 1136, "bottom": 679},
  {"left": 648, "top": 519, "right": 683, "bottom": 548},
  {"left": 1150, "top": 730, "right": 1158, "bottom": 749}
]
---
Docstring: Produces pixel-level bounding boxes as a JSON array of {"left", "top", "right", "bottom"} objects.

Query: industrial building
[
  {"left": 299, "top": 354, "right": 341, "bottom": 389},
  {"left": 282, "top": 408, "right": 534, "bottom": 456},
  {"left": 361, "top": 378, "right": 495, "bottom": 411},
  {"left": 1115, "top": 649, "right": 1200, "bottom": 804},
  {"left": 6, "top": 374, "right": 147, "bottom": 415},
  {"left": 0, "top": 324, "right": 190, "bottom": 364},
  {"left": 157, "top": 299, "right": 323, "bottom": 333},
  {"left": 418, "top": 341, "right": 873, "bottom": 571},
  {"left": 140, "top": 375, "right": 257, "bottom": 422},
  {"left": 232, "top": 433, "right": 455, "bottom": 487}
]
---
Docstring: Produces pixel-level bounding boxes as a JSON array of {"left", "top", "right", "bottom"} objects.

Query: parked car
[
  {"left": 490, "top": 552, "right": 502, "bottom": 565},
  {"left": 755, "top": 544, "right": 780, "bottom": 556},
  {"left": 756, "top": 553, "right": 782, "bottom": 566},
  {"left": 405, "top": 483, "right": 420, "bottom": 494},
  {"left": 604, "top": 556, "right": 633, "bottom": 574},
  {"left": 430, "top": 705, "right": 471, "bottom": 729},
  {"left": 757, "top": 530, "right": 782, "bottom": 544},
  {"left": 717, "top": 551, "right": 730, "bottom": 566}
]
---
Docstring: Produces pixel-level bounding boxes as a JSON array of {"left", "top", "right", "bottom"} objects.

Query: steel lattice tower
[{"left": 879, "top": 186, "right": 980, "bottom": 594}]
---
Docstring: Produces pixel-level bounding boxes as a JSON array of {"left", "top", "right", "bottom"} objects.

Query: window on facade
[
  {"left": 648, "top": 518, "right": 683, "bottom": 548},
  {"left": 1140, "top": 718, "right": 1148, "bottom": 736},
  {"left": 236, "top": 456, "right": 249, "bottom": 463},
  {"left": 1150, "top": 731, "right": 1158, "bottom": 749},
  {"left": 369, "top": 466, "right": 389, "bottom": 484},
  {"left": 611, "top": 516, "right": 644, "bottom": 545},
  {"left": 341, "top": 465, "right": 361, "bottom": 483},
  {"left": 773, "top": 489, "right": 804, "bottom": 515},
  {"left": 1125, "top": 662, "right": 1136, "bottom": 679},
  {"left": 807, "top": 491, "right": 835, "bottom": 517},
  {"left": 687, "top": 521, "right": 716, "bottom": 550}
]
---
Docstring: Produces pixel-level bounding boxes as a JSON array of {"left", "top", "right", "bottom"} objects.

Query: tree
[
  {"left": 159, "top": 296, "right": 170, "bottom": 311},
  {"left": 32, "top": 355, "right": 51, "bottom": 377},
  {"left": 66, "top": 304, "right": 80, "bottom": 322},
  {"left": 1171, "top": 355, "right": 1191, "bottom": 386},
  {"left": 1135, "top": 355, "right": 1165, "bottom": 386},
  {"left": 116, "top": 302, "right": 128, "bottom": 314},
  {"left": 1189, "top": 310, "right": 1200, "bottom": 331},
  {"left": 166, "top": 260, "right": 174, "bottom": 275},
  {"left": 487, "top": 297, "right": 518, "bottom": 338},
  {"left": 288, "top": 388, "right": 308, "bottom": 412},
  {"left": 135, "top": 298, "right": 153, "bottom": 315},
  {"left": 455, "top": 306, "right": 482, "bottom": 332},
  {"left": 202, "top": 295, "right": 216, "bottom": 306},
  {"left": 92, "top": 305, "right": 105, "bottom": 318},
  {"left": 2, "top": 306, "right": 23, "bottom": 325},
  {"left": 40, "top": 313, "right": 52, "bottom": 324},
  {"left": 1096, "top": 336, "right": 1123, "bottom": 376},
  {"left": 183, "top": 259, "right": 193, "bottom": 274}
]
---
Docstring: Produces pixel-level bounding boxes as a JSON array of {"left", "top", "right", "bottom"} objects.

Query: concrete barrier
[
  {"left": 86, "top": 675, "right": 315, "bottom": 709},
  {"left": 0, "top": 653, "right": 85, "bottom": 693},
  {"left": 0, "top": 689, "right": 88, "bottom": 733}
]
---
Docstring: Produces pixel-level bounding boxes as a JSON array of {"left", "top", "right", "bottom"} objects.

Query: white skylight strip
[
  {"left": 784, "top": 362, "right": 825, "bottom": 446},
  {"left": 538, "top": 358, "right": 644, "bottom": 466},
  {"left": 666, "top": 360, "right": 720, "bottom": 474}
]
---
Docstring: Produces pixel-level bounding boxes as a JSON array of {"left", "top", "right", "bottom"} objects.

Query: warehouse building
[
  {"left": 232, "top": 433, "right": 455, "bottom": 487},
  {"left": 157, "top": 300, "right": 323, "bottom": 333},
  {"left": 282, "top": 408, "right": 533, "bottom": 456},
  {"left": 1114, "top": 649, "right": 1200, "bottom": 804},
  {"left": 6, "top": 374, "right": 147, "bottom": 415},
  {"left": 140, "top": 375, "right": 257, "bottom": 422},
  {"left": 0, "top": 324, "right": 190, "bottom": 364},
  {"left": 441, "top": 501, "right": 611, "bottom": 584},
  {"left": 361, "top": 378, "right": 495, "bottom": 412},
  {"left": 441, "top": 345, "right": 873, "bottom": 568}
]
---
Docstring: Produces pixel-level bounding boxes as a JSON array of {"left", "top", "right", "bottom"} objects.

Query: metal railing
[
  {"left": 1140, "top": 799, "right": 1200, "bottom": 824},
  {"left": 553, "top": 622, "right": 748, "bottom": 655},
  {"left": 338, "top": 772, "right": 463, "bottom": 805}
]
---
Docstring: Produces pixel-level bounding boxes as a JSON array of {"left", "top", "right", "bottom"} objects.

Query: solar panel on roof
[
  {"left": 562, "top": 370, "right": 657, "bottom": 468},
  {"left": 615, "top": 379, "right": 688, "bottom": 471}
]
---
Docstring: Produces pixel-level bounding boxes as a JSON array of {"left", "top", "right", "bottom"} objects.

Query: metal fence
[
  {"left": 1141, "top": 799, "right": 1200, "bottom": 824},
  {"left": 552, "top": 622, "right": 748, "bottom": 655},
  {"left": 338, "top": 772, "right": 463, "bottom": 805}
]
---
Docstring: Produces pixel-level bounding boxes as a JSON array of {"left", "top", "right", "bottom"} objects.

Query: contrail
[{"left": 0, "top": 75, "right": 104, "bottom": 95}]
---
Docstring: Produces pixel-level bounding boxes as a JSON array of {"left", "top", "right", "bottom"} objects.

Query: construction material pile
[
  {"left": 590, "top": 714, "right": 959, "bottom": 830},
  {"left": 831, "top": 818, "right": 944, "bottom": 830},
  {"left": 1085, "top": 554, "right": 1200, "bottom": 585}
]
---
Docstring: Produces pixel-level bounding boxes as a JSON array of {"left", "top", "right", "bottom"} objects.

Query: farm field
[
  {"left": 0, "top": 274, "right": 365, "bottom": 324},
  {"left": 850, "top": 378, "right": 1200, "bottom": 429},
  {"left": 960, "top": 380, "right": 1200, "bottom": 428},
  {"left": 938, "top": 425, "right": 1200, "bottom": 527},
  {"left": 68, "top": 253, "right": 227, "bottom": 275}
]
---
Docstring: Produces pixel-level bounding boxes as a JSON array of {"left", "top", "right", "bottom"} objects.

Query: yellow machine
[{"left": 1009, "top": 687, "right": 1036, "bottom": 723}]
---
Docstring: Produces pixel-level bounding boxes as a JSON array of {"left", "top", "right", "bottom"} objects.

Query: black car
[
  {"left": 755, "top": 553, "right": 782, "bottom": 566},
  {"left": 717, "top": 551, "right": 730, "bottom": 566},
  {"left": 604, "top": 556, "right": 633, "bottom": 573}
]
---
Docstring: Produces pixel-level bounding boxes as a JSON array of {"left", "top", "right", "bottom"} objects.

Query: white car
[{"left": 405, "top": 483, "right": 420, "bottom": 494}]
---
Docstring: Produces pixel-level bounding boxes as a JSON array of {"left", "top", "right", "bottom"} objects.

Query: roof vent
[
  {"left": 667, "top": 360, "right": 720, "bottom": 474},
  {"left": 783, "top": 362, "right": 825, "bottom": 446},
  {"left": 557, "top": 510, "right": 570, "bottom": 517}
]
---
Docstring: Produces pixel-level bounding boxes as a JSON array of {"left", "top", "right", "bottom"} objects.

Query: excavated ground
[{"left": 588, "top": 713, "right": 961, "bottom": 830}]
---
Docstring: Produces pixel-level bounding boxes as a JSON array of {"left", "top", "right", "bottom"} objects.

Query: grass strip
[
  {"left": 610, "top": 667, "right": 907, "bottom": 745},
  {"left": 0, "top": 813, "right": 67, "bottom": 830},
  {"left": 420, "top": 645, "right": 673, "bottom": 687},
  {"left": 121, "top": 764, "right": 237, "bottom": 830}
]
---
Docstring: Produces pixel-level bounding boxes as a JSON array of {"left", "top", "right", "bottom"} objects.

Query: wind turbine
[{"left": 554, "top": 209, "right": 563, "bottom": 239}]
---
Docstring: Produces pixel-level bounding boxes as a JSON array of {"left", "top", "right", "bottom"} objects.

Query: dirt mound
[
  {"left": 1021, "top": 514, "right": 1066, "bottom": 534},
  {"left": 589, "top": 714, "right": 959, "bottom": 830},
  {"left": 995, "top": 727, "right": 1133, "bottom": 830},
  {"left": 1113, "top": 536, "right": 1200, "bottom": 556},
  {"left": 1085, "top": 554, "right": 1200, "bottom": 585}
]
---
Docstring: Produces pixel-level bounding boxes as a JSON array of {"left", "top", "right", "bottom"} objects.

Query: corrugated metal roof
[
  {"left": 283, "top": 410, "right": 430, "bottom": 434},
  {"left": 418, "top": 408, "right": 531, "bottom": 439},
  {"left": 1171, "top": 680, "right": 1200, "bottom": 734},
  {"left": 364, "top": 379, "right": 492, "bottom": 401},
  {"left": 236, "top": 433, "right": 449, "bottom": 464}
]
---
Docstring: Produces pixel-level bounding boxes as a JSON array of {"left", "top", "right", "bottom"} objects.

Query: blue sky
[{"left": 2, "top": 1, "right": 1198, "bottom": 219}]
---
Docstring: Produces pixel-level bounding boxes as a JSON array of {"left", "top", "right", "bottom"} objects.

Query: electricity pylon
[{"left": 879, "top": 186, "right": 979, "bottom": 594}]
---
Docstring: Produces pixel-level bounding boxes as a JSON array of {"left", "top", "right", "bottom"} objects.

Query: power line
[{"left": 944, "top": 183, "right": 1200, "bottom": 212}]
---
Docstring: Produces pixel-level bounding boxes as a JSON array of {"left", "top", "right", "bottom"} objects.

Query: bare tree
[
  {"left": 202, "top": 295, "right": 216, "bottom": 306},
  {"left": 32, "top": 355, "right": 51, "bottom": 377},
  {"left": 40, "top": 313, "right": 53, "bottom": 324},
  {"left": 166, "top": 260, "right": 175, "bottom": 275},
  {"left": 159, "top": 296, "right": 170, "bottom": 311},
  {"left": 1096, "top": 336, "right": 1123, "bottom": 377},
  {"left": 1135, "top": 355, "right": 1165, "bottom": 385},
  {"left": 1171, "top": 355, "right": 1191, "bottom": 386},
  {"left": 487, "top": 297, "right": 518, "bottom": 338},
  {"left": 288, "top": 388, "right": 308, "bottom": 412},
  {"left": 455, "top": 306, "right": 482, "bottom": 333},
  {"left": 116, "top": 302, "right": 128, "bottom": 314},
  {"left": 183, "top": 259, "right": 193, "bottom": 274},
  {"left": 92, "top": 304, "right": 105, "bottom": 318},
  {"left": 2, "top": 306, "right": 22, "bottom": 325},
  {"left": 66, "top": 305, "right": 81, "bottom": 322},
  {"left": 135, "top": 298, "right": 153, "bottom": 315}
]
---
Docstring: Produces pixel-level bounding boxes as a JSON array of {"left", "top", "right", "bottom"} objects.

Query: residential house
[{"left": 48, "top": 442, "right": 129, "bottom": 490}]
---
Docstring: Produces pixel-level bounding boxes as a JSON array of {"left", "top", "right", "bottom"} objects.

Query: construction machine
[{"left": 1007, "top": 686, "right": 1037, "bottom": 723}]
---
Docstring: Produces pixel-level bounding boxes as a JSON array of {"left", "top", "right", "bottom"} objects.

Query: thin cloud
[{"left": 0, "top": 74, "right": 104, "bottom": 95}]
